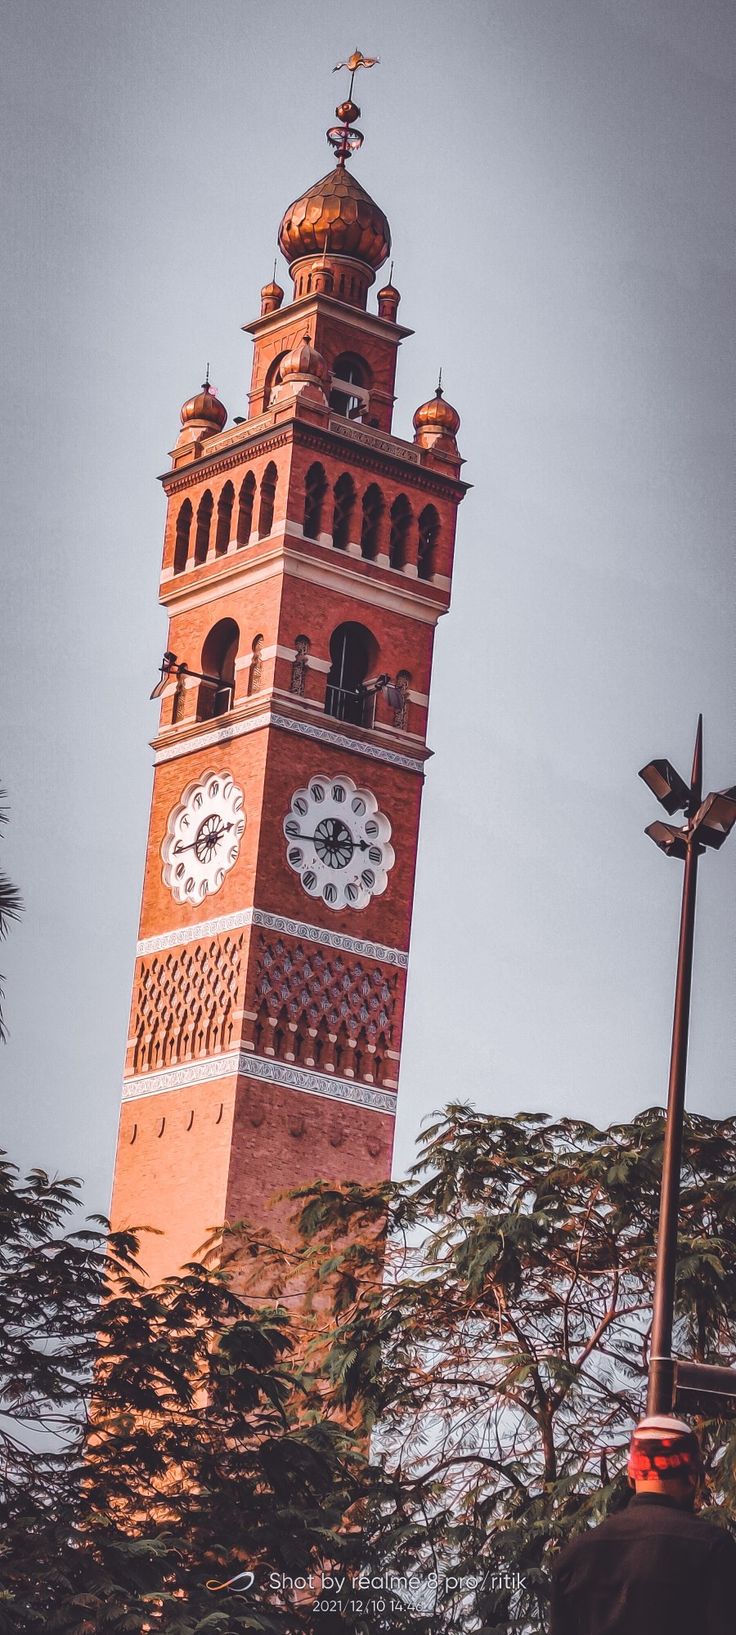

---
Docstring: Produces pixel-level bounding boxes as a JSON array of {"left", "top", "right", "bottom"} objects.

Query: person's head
[{"left": 627, "top": 1415, "right": 702, "bottom": 1506}]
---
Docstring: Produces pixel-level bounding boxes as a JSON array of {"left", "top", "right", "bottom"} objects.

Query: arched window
[
  {"left": 329, "top": 353, "right": 370, "bottom": 419},
  {"left": 214, "top": 481, "right": 234, "bottom": 558},
  {"left": 332, "top": 473, "right": 356, "bottom": 551},
  {"left": 173, "top": 499, "right": 192, "bottom": 574},
  {"left": 389, "top": 494, "right": 412, "bottom": 571},
  {"left": 360, "top": 484, "right": 383, "bottom": 560},
  {"left": 290, "top": 634, "right": 310, "bottom": 696},
  {"left": 257, "top": 462, "right": 277, "bottom": 539},
  {"left": 263, "top": 353, "right": 286, "bottom": 408},
  {"left": 237, "top": 472, "right": 256, "bottom": 547},
  {"left": 248, "top": 634, "right": 264, "bottom": 696},
  {"left": 197, "top": 617, "right": 239, "bottom": 721},
  {"left": 194, "top": 490, "right": 214, "bottom": 566},
  {"left": 304, "top": 463, "right": 328, "bottom": 540},
  {"left": 325, "top": 621, "right": 378, "bottom": 727},
  {"left": 417, "top": 504, "right": 440, "bottom": 580},
  {"left": 393, "top": 669, "right": 411, "bottom": 730}
]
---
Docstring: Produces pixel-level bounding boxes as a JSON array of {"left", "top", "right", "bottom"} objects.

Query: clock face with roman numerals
[
  {"left": 161, "top": 771, "right": 245, "bottom": 906},
  {"left": 283, "top": 773, "right": 395, "bottom": 911}
]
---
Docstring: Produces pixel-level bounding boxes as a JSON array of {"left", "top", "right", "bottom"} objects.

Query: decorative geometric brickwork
[
  {"left": 252, "top": 933, "right": 397, "bottom": 1084},
  {"left": 131, "top": 936, "right": 244, "bottom": 1075},
  {"left": 255, "top": 933, "right": 395, "bottom": 1036}
]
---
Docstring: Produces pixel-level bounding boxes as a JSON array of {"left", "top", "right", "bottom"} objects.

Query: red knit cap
[{"left": 627, "top": 1416, "right": 702, "bottom": 1484}]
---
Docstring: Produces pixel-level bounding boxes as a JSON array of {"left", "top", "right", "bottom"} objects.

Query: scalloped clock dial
[
  {"left": 161, "top": 771, "right": 245, "bottom": 906},
  {"left": 283, "top": 772, "right": 394, "bottom": 911}
]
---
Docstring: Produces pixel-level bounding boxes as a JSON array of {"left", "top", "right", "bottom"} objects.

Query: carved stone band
[
  {"left": 153, "top": 708, "right": 426, "bottom": 774},
  {"left": 136, "top": 906, "right": 409, "bottom": 966},
  {"left": 122, "top": 1048, "right": 398, "bottom": 1116}
]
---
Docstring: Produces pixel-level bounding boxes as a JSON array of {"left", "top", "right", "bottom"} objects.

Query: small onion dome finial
[
  {"left": 413, "top": 382, "right": 461, "bottom": 449},
  {"left": 260, "top": 276, "right": 284, "bottom": 316},
  {"left": 179, "top": 380, "right": 227, "bottom": 433},
  {"left": 377, "top": 267, "right": 400, "bottom": 320},
  {"left": 280, "top": 332, "right": 330, "bottom": 387}
]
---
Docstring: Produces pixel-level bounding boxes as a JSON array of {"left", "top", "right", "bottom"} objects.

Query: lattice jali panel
[
  {"left": 131, "top": 936, "right": 244, "bottom": 1074},
  {"left": 254, "top": 934, "right": 397, "bottom": 1046}
]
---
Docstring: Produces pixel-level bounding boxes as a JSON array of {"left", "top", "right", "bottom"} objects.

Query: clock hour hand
[
  {"left": 289, "top": 829, "right": 367, "bottom": 852},
  {"left": 173, "top": 821, "right": 233, "bottom": 856}
]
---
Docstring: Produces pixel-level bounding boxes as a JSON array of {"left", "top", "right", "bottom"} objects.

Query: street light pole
[
  {"left": 639, "top": 718, "right": 736, "bottom": 1415},
  {"left": 647, "top": 719, "right": 702, "bottom": 1416}
]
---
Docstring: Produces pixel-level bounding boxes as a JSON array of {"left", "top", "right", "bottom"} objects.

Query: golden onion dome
[
  {"left": 278, "top": 165, "right": 391, "bottom": 271},
  {"left": 180, "top": 382, "right": 227, "bottom": 431},
  {"left": 280, "top": 332, "right": 330, "bottom": 385},
  {"left": 260, "top": 277, "right": 284, "bottom": 315},
  {"left": 413, "top": 384, "right": 461, "bottom": 438}
]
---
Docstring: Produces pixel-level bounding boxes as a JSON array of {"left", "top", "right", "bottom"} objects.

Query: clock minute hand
[
  {"left": 291, "top": 830, "right": 347, "bottom": 845},
  {"left": 290, "top": 829, "right": 365, "bottom": 852}
]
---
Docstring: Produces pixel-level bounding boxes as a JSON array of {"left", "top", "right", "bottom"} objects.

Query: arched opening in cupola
[
  {"left": 303, "top": 463, "right": 328, "bottom": 540},
  {"left": 329, "top": 353, "right": 370, "bottom": 419},
  {"left": 214, "top": 481, "right": 234, "bottom": 557},
  {"left": 257, "top": 462, "right": 277, "bottom": 539},
  {"left": 193, "top": 490, "right": 214, "bottom": 566},
  {"left": 417, "top": 504, "right": 440, "bottom": 580},
  {"left": 237, "top": 473, "right": 256, "bottom": 546},
  {"left": 389, "top": 494, "right": 412, "bottom": 571},
  {"left": 332, "top": 473, "right": 356, "bottom": 551},
  {"left": 173, "top": 499, "right": 192, "bottom": 574},
  {"left": 263, "top": 352, "right": 287, "bottom": 408},
  {"left": 360, "top": 484, "right": 383, "bottom": 560}
]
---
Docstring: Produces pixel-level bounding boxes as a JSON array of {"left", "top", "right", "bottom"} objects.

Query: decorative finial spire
[
  {"left": 437, "top": 367, "right": 443, "bottom": 396},
  {"left": 327, "top": 48, "right": 379, "bottom": 165},
  {"left": 204, "top": 361, "right": 210, "bottom": 388},
  {"left": 333, "top": 47, "right": 380, "bottom": 98}
]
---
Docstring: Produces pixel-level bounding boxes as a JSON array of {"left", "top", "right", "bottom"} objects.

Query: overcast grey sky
[{"left": 1, "top": 0, "right": 734, "bottom": 1216}]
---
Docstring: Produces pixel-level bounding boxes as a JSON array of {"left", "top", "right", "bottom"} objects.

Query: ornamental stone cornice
[
  {"left": 151, "top": 703, "right": 429, "bottom": 773},
  {"left": 160, "top": 419, "right": 467, "bottom": 503},
  {"left": 161, "top": 428, "right": 292, "bottom": 494}
]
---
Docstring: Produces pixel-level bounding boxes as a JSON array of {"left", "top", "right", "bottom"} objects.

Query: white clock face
[
  {"left": 283, "top": 773, "right": 395, "bottom": 911},
  {"left": 161, "top": 771, "right": 245, "bottom": 906}
]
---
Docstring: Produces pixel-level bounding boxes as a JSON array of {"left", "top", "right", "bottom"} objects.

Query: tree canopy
[
  {"left": 4, "top": 1104, "right": 736, "bottom": 1634},
  {"left": 0, "top": 1157, "right": 404, "bottom": 1633},
  {"left": 254, "top": 1103, "right": 736, "bottom": 1633}
]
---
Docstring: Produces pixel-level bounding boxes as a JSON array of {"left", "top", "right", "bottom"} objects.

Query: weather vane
[{"left": 327, "top": 48, "right": 379, "bottom": 166}]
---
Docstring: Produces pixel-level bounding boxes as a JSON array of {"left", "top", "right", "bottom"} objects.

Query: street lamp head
[
  {"left": 645, "top": 821, "right": 688, "bottom": 860},
  {"left": 690, "top": 788, "right": 736, "bottom": 851},
  {"left": 639, "top": 759, "right": 691, "bottom": 815},
  {"left": 150, "top": 652, "right": 179, "bottom": 700}
]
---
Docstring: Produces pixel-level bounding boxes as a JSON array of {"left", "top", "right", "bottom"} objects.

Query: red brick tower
[{"left": 109, "top": 89, "right": 467, "bottom": 1281}]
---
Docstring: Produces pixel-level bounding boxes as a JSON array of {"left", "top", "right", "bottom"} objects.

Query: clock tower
[{"left": 109, "top": 88, "right": 467, "bottom": 1282}]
